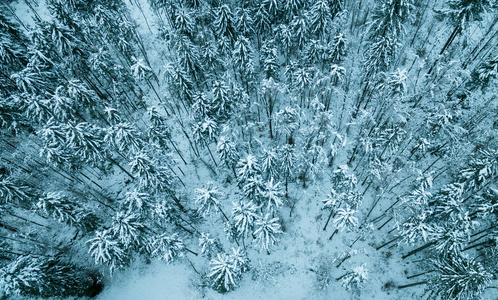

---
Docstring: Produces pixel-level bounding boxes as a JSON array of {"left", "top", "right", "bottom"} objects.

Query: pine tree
[
  {"left": 380, "top": 68, "right": 408, "bottom": 96},
  {"left": 208, "top": 253, "right": 238, "bottom": 292},
  {"left": 0, "top": 255, "right": 97, "bottom": 298},
  {"left": 282, "top": 0, "right": 304, "bottom": 19},
  {"left": 11, "top": 66, "right": 52, "bottom": 94},
  {"left": 213, "top": 4, "right": 235, "bottom": 41},
  {"left": 469, "top": 55, "right": 498, "bottom": 91},
  {"left": 364, "top": 35, "right": 398, "bottom": 75},
  {"left": 173, "top": 7, "right": 195, "bottom": 36},
  {"left": 129, "top": 152, "right": 173, "bottom": 193},
  {"left": 278, "top": 144, "right": 297, "bottom": 196},
  {"left": 261, "top": 0, "right": 279, "bottom": 19},
  {"left": 130, "top": 57, "right": 153, "bottom": 81},
  {"left": 87, "top": 229, "right": 128, "bottom": 274},
  {"left": 201, "top": 41, "right": 224, "bottom": 74},
  {"left": 65, "top": 80, "right": 98, "bottom": 111},
  {"left": 439, "top": 0, "right": 493, "bottom": 28},
  {"left": 429, "top": 0, "right": 494, "bottom": 74},
  {"left": 242, "top": 174, "right": 266, "bottom": 203},
  {"left": 46, "top": 87, "right": 75, "bottom": 122},
  {"left": 304, "top": 39, "right": 326, "bottom": 66},
  {"left": 399, "top": 213, "right": 438, "bottom": 244},
  {"left": 194, "top": 184, "right": 228, "bottom": 220},
  {"left": 291, "top": 13, "right": 308, "bottom": 49},
  {"left": 121, "top": 189, "right": 154, "bottom": 215},
  {"left": 329, "top": 33, "right": 347, "bottom": 63},
  {"left": 333, "top": 204, "right": 359, "bottom": 232},
  {"left": 276, "top": 106, "right": 300, "bottom": 142},
  {"left": 199, "top": 232, "right": 219, "bottom": 257},
  {"left": 163, "top": 62, "right": 195, "bottom": 107},
  {"left": 211, "top": 80, "right": 231, "bottom": 120},
  {"left": 291, "top": 66, "right": 314, "bottom": 106},
  {"left": 110, "top": 211, "right": 146, "bottom": 249},
  {"left": 309, "top": 0, "right": 332, "bottom": 38},
  {"left": 229, "top": 246, "right": 249, "bottom": 273},
  {"left": 253, "top": 3, "right": 271, "bottom": 41},
  {"left": 104, "top": 106, "right": 121, "bottom": 124},
  {"left": 193, "top": 117, "right": 218, "bottom": 144},
  {"left": 105, "top": 122, "right": 143, "bottom": 155},
  {"left": 41, "top": 21, "right": 86, "bottom": 57},
  {"left": 17, "top": 94, "right": 51, "bottom": 125},
  {"left": 253, "top": 214, "right": 283, "bottom": 253},
  {"left": 151, "top": 233, "right": 185, "bottom": 263},
  {"left": 432, "top": 224, "right": 470, "bottom": 256},
  {"left": 274, "top": 24, "right": 293, "bottom": 59},
  {"left": 0, "top": 176, "right": 30, "bottom": 204},
  {"left": 234, "top": 7, "right": 254, "bottom": 37},
  {"left": 35, "top": 191, "right": 80, "bottom": 226},
  {"left": 263, "top": 178, "right": 284, "bottom": 213},
  {"left": 236, "top": 154, "right": 261, "bottom": 184},
  {"left": 260, "top": 39, "right": 279, "bottom": 79},
  {"left": 217, "top": 136, "right": 239, "bottom": 173},
  {"left": 192, "top": 92, "right": 212, "bottom": 120},
  {"left": 232, "top": 200, "right": 258, "bottom": 238},
  {"left": 458, "top": 148, "right": 497, "bottom": 191},
  {"left": 367, "top": 0, "right": 414, "bottom": 40},
  {"left": 429, "top": 254, "right": 493, "bottom": 300},
  {"left": 328, "top": 64, "right": 346, "bottom": 86},
  {"left": 232, "top": 36, "right": 254, "bottom": 75},
  {"left": 261, "top": 147, "right": 279, "bottom": 180},
  {"left": 88, "top": 47, "right": 113, "bottom": 76},
  {"left": 339, "top": 263, "right": 368, "bottom": 291},
  {"left": 175, "top": 34, "right": 203, "bottom": 80},
  {"left": 63, "top": 122, "right": 107, "bottom": 164}
]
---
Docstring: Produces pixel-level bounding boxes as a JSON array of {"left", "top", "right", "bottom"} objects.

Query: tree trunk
[
  {"left": 427, "top": 25, "right": 461, "bottom": 75},
  {"left": 323, "top": 209, "right": 335, "bottom": 231},
  {"left": 406, "top": 270, "right": 434, "bottom": 280},
  {"left": 377, "top": 216, "right": 393, "bottom": 230},
  {"left": 109, "top": 157, "right": 135, "bottom": 180},
  {"left": 376, "top": 236, "right": 401, "bottom": 250},
  {"left": 402, "top": 241, "right": 435, "bottom": 259},
  {"left": 398, "top": 281, "right": 427, "bottom": 289},
  {"left": 329, "top": 228, "right": 339, "bottom": 240}
]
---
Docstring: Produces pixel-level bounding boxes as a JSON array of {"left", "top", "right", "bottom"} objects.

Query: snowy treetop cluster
[{"left": 0, "top": 0, "right": 496, "bottom": 299}]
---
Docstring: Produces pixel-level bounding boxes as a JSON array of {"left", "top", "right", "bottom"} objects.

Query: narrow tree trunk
[
  {"left": 336, "top": 254, "right": 351, "bottom": 268},
  {"left": 8, "top": 212, "right": 50, "bottom": 229},
  {"left": 108, "top": 157, "right": 135, "bottom": 180},
  {"left": 217, "top": 205, "right": 230, "bottom": 223},
  {"left": 166, "top": 135, "right": 187, "bottom": 165},
  {"left": 376, "top": 236, "right": 401, "bottom": 250},
  {"left": 398, "top": 281, "right": 427, "bottom": 289},
  {"left": 463, "top": 239, "right": 493, "bottom": 252},
  {"left": 427, "top": 25, "right": 461, "bottom": 75},
  {"left": 203, "top": 139, "right": 219, "bottom": 167},
  {"left": 185, "top": 247, "right": 198, "bottom": 256},
  {"left": 329, "top": 228, "right": 339, "bottom": 240},
  {"left": 402, "top": 241, "right": 436, "bottom": 259},
  {"left": 407, "top": 270, "right": 434, "bottom": 280},
  {"left": 377, "top": 216, "right": 393, "bottom": 230},
  {"left": 323, "top": 209, "right": 335, "bottom": 231}
]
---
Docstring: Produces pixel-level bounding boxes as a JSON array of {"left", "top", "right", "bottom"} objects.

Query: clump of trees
[{"left": 0, "top": 0, "right": 496, "bottom": 298}]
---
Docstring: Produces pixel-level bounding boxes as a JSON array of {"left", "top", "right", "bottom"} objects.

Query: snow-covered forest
[{"left": 0, "top": 0, "right": 496, "bottom": 299}]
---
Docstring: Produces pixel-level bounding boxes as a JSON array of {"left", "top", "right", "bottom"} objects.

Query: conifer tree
[
  {"left": 253, "top": 214, "right": 283, "bottom": 253},
  {"left": 0, "top": 255, "right": 98, "bottom": 298}
]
